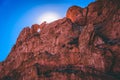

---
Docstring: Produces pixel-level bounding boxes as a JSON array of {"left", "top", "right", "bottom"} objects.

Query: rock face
[{"left": 0, "top": 0, "right": 120, "bottom": 80}]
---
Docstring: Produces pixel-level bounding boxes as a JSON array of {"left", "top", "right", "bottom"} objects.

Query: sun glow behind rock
[{"left": 38, "top": 12, "right": 61, "bottom": 23}]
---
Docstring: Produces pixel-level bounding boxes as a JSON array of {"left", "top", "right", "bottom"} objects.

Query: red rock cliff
[{"left": 0, "top": 0, "right": 120, "bottom": 80}]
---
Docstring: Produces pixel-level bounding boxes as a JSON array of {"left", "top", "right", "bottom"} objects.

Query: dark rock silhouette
[{"left": 0, "top": 0, "right": 120, "bottom": 80}]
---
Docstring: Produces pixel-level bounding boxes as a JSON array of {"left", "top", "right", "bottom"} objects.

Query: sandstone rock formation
[
  {"left": 66, "top": 5, "right": 86, "bottom": 26},
  {"left": 0, "top": 0, "right": 120, "bottom": 80}
]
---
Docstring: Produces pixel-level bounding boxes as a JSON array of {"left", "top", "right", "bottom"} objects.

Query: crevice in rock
[
  {"left": 88, "top": 30, "right": 95, "bottom": 46},
  {"left": 32, "top": 64, "right": 119, "bottom": 80},
  {"left": 68, "top": 37, "right": 79, "bottom": 46},
  {"left": 1, "top": 76, "right": 12, "bottom": 80},
  {"left": 96, "top": 46, "right": 116, "bottom": 74},
  {"left": 34, "top": 63, "right": 41, "bottom": 76},
  {"left": 85, "top": 7, "right": 89, "bottom": 24},
  {"left": 62, "top": 44, "right": 66, "bottom": 48},
  {"left": 96, "top": 31, "right": 120, "bottom": 46},
  {"left": 106, "top": 49, "right": 116, "bottom": 73}
]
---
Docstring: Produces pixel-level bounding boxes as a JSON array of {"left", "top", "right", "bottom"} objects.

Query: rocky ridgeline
[{"left": 0, "top": 0, "right": 120, "bottom": 80}]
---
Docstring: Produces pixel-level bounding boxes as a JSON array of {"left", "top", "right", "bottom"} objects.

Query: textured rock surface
[{"left": 0, "top": 0, "right": 120, "bottom": 80}]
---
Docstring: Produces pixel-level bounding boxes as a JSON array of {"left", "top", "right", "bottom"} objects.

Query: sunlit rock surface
[{"left": 0, "top": 0, "right": 120, "bottom": 80}]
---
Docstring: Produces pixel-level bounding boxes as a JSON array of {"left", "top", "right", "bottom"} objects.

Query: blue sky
[{"left": 0, "top": 0, "right": 95, "bottom": 62}]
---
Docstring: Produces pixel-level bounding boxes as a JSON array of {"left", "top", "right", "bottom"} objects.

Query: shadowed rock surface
[{"left": 0, "top": 0, "right": 120, "bottom": 80}]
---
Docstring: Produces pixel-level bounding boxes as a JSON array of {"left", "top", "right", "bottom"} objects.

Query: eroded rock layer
[{"left": 0, "top": 0, "right": 120, "bottom": 80}]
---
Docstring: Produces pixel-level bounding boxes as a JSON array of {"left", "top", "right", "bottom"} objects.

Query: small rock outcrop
[
  {"left": 66, "top": 6, "right": 86, "bottom": 26},
  {"left": 0, "top": 0, "right": 120, "bottom": 80}
]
